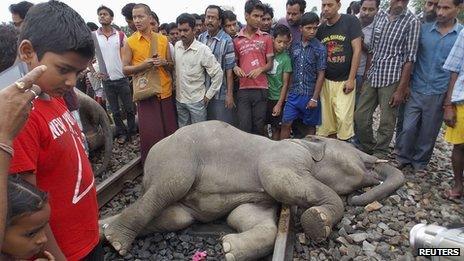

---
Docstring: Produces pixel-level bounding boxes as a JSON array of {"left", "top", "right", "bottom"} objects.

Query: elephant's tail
[
  {"left": 348, "top": 163, "right": 405, "bottom": 206},
  {"left": 94, "top": 105, "right": 113, "bottom": 176}
]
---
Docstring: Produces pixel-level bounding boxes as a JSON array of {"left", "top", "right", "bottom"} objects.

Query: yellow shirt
[{"left": 127, "top": 31, "right": 172, "bottom": 99}]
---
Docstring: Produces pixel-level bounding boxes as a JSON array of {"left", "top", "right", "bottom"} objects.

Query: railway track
[{"left": 96, "top": 158, "right": 295, "bottom": 261}]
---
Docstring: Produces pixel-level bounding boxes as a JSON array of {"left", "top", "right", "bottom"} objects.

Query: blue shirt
[
  {"left": 198, "top": 29, "right": 236, "bottom": 100},
  {"left": 289, "top": 38, "right": 327, "bottom": 96},
  {"left": 412, "top": 21, "right": 463, "bottom": 95},
  {"left": 444, "top": 28, "right": 464, "bottom": 104}
]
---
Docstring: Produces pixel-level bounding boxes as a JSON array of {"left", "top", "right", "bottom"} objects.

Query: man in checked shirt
[{"left": 354, "top": 0, "right": 420, "bottom": 159}]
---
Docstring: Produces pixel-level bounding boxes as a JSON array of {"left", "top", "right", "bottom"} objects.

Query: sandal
[{"left": 443, "top": 189, "right": 462, "bottom": 201}]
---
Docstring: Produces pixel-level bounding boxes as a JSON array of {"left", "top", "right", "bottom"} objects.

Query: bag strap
[
  {"left": 149, "top": 32, "right": 158, "bottom": 57},
  {"left": 91, "top": 31, "right": 108, "bottom": 75},
  {"left": 118, "top": 31, "right": 125, "bottom": 48}
]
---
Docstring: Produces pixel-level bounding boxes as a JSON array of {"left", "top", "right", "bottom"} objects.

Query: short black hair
[
  {"left": 223, "top": 10, "right": 237, "bottom": 23},
  {"left": 19, "top": 1, "right": 95, "bottom": 60},
  {"left": 121, "top": 3, "right": 136, "bottom": 20},
  {"left": 359, "top": 0, "right": 380, "bottom": 8},
  {"left": 286, "top": 0, "right": 307, "bottom": 13},
  {"left": 205, "top": 5, "right": 224, "bottom": 20},
  {"left": 0, "top": 23, "right": 19, "bottom": 72},
  {"left": 177, "top": 13, "right": 196, "bottom": 29},
  {"left": 159, "top": 23, "right": 168, "bottom": 31},
  {"left": 97, "top": 5, "right": 114, "bottom": 17},
  {"left": 9, "top": 1, "right": 33, "bottom": 19},
  {"left": 245, "top": 0, "right": 265, "bottom": 14},
  {"left": 453, "top": 0, "right": 464, "bottom": 5},
  {"left": 133, "top": 3, "right": 151, "bottom": 16},
  {"left": 151, "top": 11, "right": 159, "bottom": 24},
  {"left": 300, "top": 12, "right": 319, "bottom": 26},
  {"left": 200, "top": 14, "right": 206, "bottom": 23},
  {"left": 192, "top": 13, "right": 202, "bottom": 20},
  {"left": 167, "top": 22, "right": 177, "bottom": 33},
  {"left": 86, "top": 22, "right": 99, "bottom": 31},
  {"left": 263, "top": 3, "right": 274, "bottom": 18},
  {"left": 273, "top": 24, "right": 291, "bottom": 39}
]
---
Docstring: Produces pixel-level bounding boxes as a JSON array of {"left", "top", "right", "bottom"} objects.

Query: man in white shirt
[
  {"left": 93, "top": 5, "right": 136, "bottom": 144},
  {"left": 174, "top": 13, "right": 223, "bottom": 127}
]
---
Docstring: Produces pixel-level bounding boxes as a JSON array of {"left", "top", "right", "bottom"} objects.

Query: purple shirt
[{"left": 277, "top": 18, "right": 301, "bottom": 44}]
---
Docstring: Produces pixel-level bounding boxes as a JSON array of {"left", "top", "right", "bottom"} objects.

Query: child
[
  {"left": 266, "top": 24, "right": 292, "bottom": 140},
  {"left": 2, "top": 176, "right": 54, "bottom": 261},
  {"left": 281, "top": 12, "right": 327, "bottom": 139},
  {"left": 10, "top": 2, "right": 101, "bottom": 260}
]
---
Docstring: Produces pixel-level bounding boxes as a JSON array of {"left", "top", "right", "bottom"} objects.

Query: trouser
[
  {"left": 395, "top": 103, "right": 406, "bottom": 146},
  {"left": 237, "top": 89, "right": 268, "bottom": 135},
  {"left": 103, "top": 78, "right": 136, "bottom": 137},
  {"left": 207, "top": 99, "right": 238, "bottom": 126},
  {"left": 396, "top": 91, "right": 445, "bottom": 170},
  {"left": 176, "top": 100, "right": 207, "bottom": 128},
  {"left": 354, "top": 81, "right": 399, "bottom": 158},
  {"left": 138, "top": 96, "right": 177, "bottom": 163}
]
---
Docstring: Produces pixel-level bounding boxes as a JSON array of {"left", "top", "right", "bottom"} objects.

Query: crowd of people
[{"left": 0, "top": 0, "right": 463, "bottom": 260}]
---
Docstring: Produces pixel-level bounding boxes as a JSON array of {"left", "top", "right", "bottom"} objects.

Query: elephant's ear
[{"left": 300, "top": 136, "right": 326, "bottom": 162}]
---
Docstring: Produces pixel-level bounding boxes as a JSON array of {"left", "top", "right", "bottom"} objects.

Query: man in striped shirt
[{"left": 354, "top": 0, "right": 420, "bottom": 159}]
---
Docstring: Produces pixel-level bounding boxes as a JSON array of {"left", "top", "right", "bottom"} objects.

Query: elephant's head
[{"left": 297, "top": 136, "right": 405, "bottom": 206}]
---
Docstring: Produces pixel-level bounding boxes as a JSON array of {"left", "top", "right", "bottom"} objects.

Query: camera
[{"left": 410, "top": 224, "right": 464, "bottom": 260}]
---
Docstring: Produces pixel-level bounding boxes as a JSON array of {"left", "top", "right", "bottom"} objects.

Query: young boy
[
  {"left": 281, "top": 12, "right": 327, "bottom": 139},
  {"left": 266, "top": 24, "right": 292, "bottom": 140},
  {"left": 9, "top": 2, "right": 100, "bottom": 260}
]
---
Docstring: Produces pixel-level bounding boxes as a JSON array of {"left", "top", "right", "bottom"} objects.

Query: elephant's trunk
[
  {"left": 348, "top": 163, "right": 405, "bottom": 206},
  {"left": 94, "top": 107, "right": 113, "bottom": 176}
]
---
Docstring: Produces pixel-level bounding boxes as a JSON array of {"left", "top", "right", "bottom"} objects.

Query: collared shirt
[
  {"left": 277, "top": 17, "right": 301, "bottom": 44},
  {"left": 127, "top": 31, "right": 172, "bottom": 99},
  {"left": 174, "top": 39, "right": 223, "bottom": 103},
  {"left": 95, "top": 28, "right": 126, "bottom": 80},
  {"left": 357, "top": 22, "right": 374, "bottom": 76},
  {"left": 234, "top": 27, "right": 274, "bottom": 89},
  {"left": 368, "top": 9, "right": 420, "bottom": 88},
  {"left": 444, "top": 29, "right": 464, "bottom": 103},
  {"left": 289, "top": 38, "right": 327, "bottom": 96},
  {"left": 412, "top": 21, "right": 463, "bottom": 95},
  {"left": 198, "top": 29, "right": 236, "bottom": 100}
]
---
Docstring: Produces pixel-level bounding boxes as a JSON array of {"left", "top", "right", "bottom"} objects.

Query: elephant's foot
[
  {"left": 301, "top": 206, "right": 332, "bottom": 243},
  {"left": 222, "top": 233, "right": 250, "bottom": 261},
  {"left": 102, "top": 215, "right": 137, "bottom": 256}
]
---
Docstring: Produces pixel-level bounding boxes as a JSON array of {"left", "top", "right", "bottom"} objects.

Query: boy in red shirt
[{"left": 9, "top": 2, "right": 100, "bottom": 260}]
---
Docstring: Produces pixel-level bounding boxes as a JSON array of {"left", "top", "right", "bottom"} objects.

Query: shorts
[
  {"left": 317, "top": 79, "right": 355, "bottom": 140},
  {"left": 282, "top": 92, "right": 321, "bottom": 126},
  {"left": 266, "top": 99, "right": 284, "bottom": 127},
  {"left": 445, "top": 104, "right": 464, "bottom": 144}
]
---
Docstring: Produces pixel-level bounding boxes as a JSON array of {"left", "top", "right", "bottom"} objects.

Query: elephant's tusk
[{"left": 376, "top": 159, "right": 389, "bottom": 163}]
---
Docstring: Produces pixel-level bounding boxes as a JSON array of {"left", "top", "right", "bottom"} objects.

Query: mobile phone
[{"left": 0, "top": 62, "right": 29, "bottom": 91}]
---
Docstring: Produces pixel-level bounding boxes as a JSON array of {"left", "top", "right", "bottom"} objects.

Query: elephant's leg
[
  {"left": 141, "top": 204, "right": 195, "bottom": 235},
  {"left": 104, "top": 169, "right": 196, "bottom": 255},
  {"left": 259, "top": 166, "right": 344, "bottom": 242},
  {"left": 222, "top": 203, "right": 278, "bottom": 261}
]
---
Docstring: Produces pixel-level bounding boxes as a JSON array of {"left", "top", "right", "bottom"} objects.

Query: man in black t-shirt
[{"left": 316, "top": 0, "right": 362, "bottom": 141}]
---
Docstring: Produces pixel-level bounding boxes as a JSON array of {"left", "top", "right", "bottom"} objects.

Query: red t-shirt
[
  {"left": 9, "top": 97, "right": 99, "bottom": 261},
  {"left": 233, "top": 27, "right": 274, "bottom": 89}
]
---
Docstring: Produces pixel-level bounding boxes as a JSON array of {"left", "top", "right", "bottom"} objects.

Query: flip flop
[{"left": 443, "top": 190, "right": 462, "bottom": 201}]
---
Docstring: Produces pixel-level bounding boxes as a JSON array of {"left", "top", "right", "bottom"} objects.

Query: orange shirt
[{"left": 127, "top": 31, "right": 172, "bottom": 99}]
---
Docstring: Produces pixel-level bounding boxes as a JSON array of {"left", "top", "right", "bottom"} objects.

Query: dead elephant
[
  {"left": 102, "top": 121, "right": 404, "bottom": 260},
  {"left": 76, "top": 89, "right": 112, "bottom": 175}
]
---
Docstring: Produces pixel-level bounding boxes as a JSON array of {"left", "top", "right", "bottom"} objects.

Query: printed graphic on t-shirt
[
  {"left": 48, "top": 111, "right": 94, "bottom": 205},
  {"left": 321, "top": 35, "right": 346, "bottom": 64},
  {"left": 268, "top": 59, "right": 280, "bottom": 75}
]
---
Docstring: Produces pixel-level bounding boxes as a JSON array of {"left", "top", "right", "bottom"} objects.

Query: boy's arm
[
  {"left": 203, "top": 49, "right": 224, "bottom": 102},
  {"left": 21, "top": 173, "right": 66, "bottom": 261},
  {"left": 443, "top": 72, "right": 458, "bottom": 127},
  {"left": 345, "top": 37, "right": 362, "bottom": 94},
  {"left": 312, "top": 70, "right": 326, "bottom": 101},
  {"left": 248, "top": 36, "right": 274, "bottom": 79},
  {"left": 225, "top": 69, "right": 235, "bottom": 108},
  {"left": 277, "top": 72, "right": 291, "bottom": 105}
]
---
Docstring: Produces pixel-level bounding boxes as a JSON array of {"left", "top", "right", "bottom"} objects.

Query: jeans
[
  {"left": 102, "top": 78, "right": 136, "bottom": 137},
  {"left": 176, "top": 100, "right": 207, "bottom": 127},
  {"left": 237, "top": 89, "right": 268, "bottom": 135},
  {"left": 354, "top": 81, "right": 399, "bottom": 158},
  {"left": 396, "top": 91, "right": 445, "bottom": 170}
]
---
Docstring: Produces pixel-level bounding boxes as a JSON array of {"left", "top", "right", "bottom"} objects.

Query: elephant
[
  {"left": 76, "top": 89, "right": 113, "bottom": 176},
  {"left": 101, "top": 121, "right": 405, "bottom": 260}
]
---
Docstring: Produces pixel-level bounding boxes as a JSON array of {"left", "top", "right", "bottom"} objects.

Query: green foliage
[
  {"left": 311, "top": 6, "right": 318, "bottom": 13},
  {"left": 411, "top": 0, "right": 426, "bottom": 14}
]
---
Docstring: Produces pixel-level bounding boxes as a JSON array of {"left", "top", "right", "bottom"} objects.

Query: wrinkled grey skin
[
  {"left": 102, "top": 121, "right": 404, "bottom": 260},
  {"left": 76, "top": 89, "right": 113, "bottom": 175}
]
